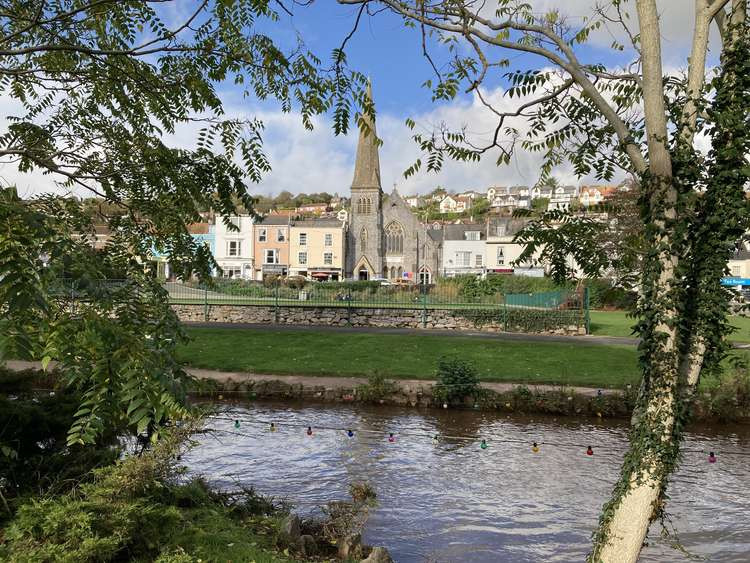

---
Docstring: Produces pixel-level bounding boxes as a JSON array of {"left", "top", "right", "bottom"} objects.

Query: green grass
[
  {"left": 147, "top": 508, "right": 292, "bottom": 563},
  {"left": 178, "top": 327, "right": 640, "bottom": 388},
  {"left": 589, "top": 310, "right": 750, "bottom": 342},
  {"left": 589, "top": 311, "right": 636, "bottom": 338}
]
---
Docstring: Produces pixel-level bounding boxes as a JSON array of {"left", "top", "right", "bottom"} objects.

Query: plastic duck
[
  {"left": 480, "top": 439, "right": 488, "bottom": 450},
  {"left": 388, "top": 432, "right": 396, "bottom": 443},
  {"left": 347, "top": 429, "right": 354, "bottom": 438},
  {"left": 270, "top": 423, "right": 276, "bottom": 432},
  {"left": 234, "top": 420, "right": 240, "bottom": 429},
  {"left": 586, "top": 446, "right": 594, "bottom": 456},
  {"left": 708, "top": 451, "right": 717, "bottom": 463},
  {"left": 532, "top": 442, "right": 540, "bottom": 453},
  {"left": 306, "top": 426, "right": 313, "bottom": 436}
]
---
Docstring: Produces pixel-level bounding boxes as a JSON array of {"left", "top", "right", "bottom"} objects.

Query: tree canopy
[{"left": 0, "top": 0, "right": 366, "bottom": 447}]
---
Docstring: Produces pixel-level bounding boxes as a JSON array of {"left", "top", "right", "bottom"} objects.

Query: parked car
[{"left": 371, "top": 277, "right": 391, "bottom": 286}]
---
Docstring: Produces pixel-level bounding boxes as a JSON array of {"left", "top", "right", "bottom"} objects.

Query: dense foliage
[
  {"left": 0, "top": 425, "right": 292, "bottom": 563},
  {"left": 432, "top": 357, "right": 481, "bottom": 404},
  {"left": 0, "top": 0, "right": 365, "bottom": 448}
]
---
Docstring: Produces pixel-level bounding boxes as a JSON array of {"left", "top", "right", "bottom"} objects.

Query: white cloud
[{"left": 4, "top": 0, "right": 722, "bottom": 200}]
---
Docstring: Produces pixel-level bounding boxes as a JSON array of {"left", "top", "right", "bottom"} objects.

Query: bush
[
  {"left": 355, "top": 372, "right": 398, "bottom": 402},
  {"left": 699, "top": 354, "right": 750, "bottom": 421},
  {"left": 0, "top": 423, "right": 289, "bottom": 562},
  {"left": 432, "top": 357, "right": 480, "bottom": 404}
]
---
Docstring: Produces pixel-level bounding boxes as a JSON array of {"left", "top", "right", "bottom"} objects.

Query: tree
[
  {"left": 0, "top": 1, "right": 365, "bottom": 447},
  {"left": 338, "top": 0, "right": 749, "bottom": 560}
]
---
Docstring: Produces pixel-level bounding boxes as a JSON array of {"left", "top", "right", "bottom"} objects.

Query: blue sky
[{"left": 3, "top": 1, "right": 716, "bottom": 199}]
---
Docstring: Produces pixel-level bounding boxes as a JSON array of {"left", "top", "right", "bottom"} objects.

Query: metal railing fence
[{"left": 50, "top": 278, "right": 589, "bottom": 333}]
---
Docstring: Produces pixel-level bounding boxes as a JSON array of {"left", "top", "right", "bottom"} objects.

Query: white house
[
  {"left": 547, "top": 185, "right": 579, "bottom": 211},
  {"left": 530, "top": 186, "right": 553, "bottom": 200},
  {"left": 214, "top": 215, "right": 254, "bottom": 278},
  {"left": 441, "top": 224, "right": 487, "bottom": 277},
  {"left": 405, "top": 196, "right": 420, "bottom": 208},
  {"left": 485, "top": 219, "right": 544, "bottom": 276},
  {"left": 508, "top": 185, "right": 531, "bottom": 198},
  {"left": 579, "top": 185, "right": 617, "bottom": 207},
  {"left": 440, "top": 195, "right": 472, "bottom": 213},
  {"left": 490, "top": 195, "right": 531, "bottom": 210}
]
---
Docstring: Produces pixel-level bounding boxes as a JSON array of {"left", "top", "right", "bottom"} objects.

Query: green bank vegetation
[{"left": 178, "top": 326, "right": 641, "bottom": 388}]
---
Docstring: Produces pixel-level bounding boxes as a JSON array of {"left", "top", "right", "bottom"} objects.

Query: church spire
[{"left": 351, "top": 82, "right": 382, "bottom": 191}]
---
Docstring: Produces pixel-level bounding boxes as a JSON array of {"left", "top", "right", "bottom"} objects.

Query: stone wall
[{"left": 172, "top": 304, "right": 586, "bottom": 335}]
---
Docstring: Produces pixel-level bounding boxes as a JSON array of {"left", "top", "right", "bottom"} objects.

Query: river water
[{"left": 184, "top": 401, "right": 750, "bottom": 562}]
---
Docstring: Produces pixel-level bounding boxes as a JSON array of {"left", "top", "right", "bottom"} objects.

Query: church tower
[{"left": 347, "top": 83, "right": 383, "bottom": 279}]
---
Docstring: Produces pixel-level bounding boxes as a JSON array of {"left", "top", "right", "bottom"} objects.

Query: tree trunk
[{"left": 590, "top": 2, "right": 685, "bottom": 561}]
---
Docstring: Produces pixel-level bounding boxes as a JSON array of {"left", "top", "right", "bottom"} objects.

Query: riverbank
[
  {"left": 8, "top": 355, "right": 749, "bottom": 422},
  {"left": 177, "top": 326, "right": 641, "bottom": 388}
]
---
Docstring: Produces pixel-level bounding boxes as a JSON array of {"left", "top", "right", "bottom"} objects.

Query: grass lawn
[
  {"left": 178, "top": 327, "right": 640, "bottom": 388},
  {"left": 589, "top": 310, "right": 750, "bottom": 342}
]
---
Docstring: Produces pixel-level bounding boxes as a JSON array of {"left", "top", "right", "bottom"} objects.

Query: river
[{"left": 183, "top": 401, "right": 750, "bottom": 562}]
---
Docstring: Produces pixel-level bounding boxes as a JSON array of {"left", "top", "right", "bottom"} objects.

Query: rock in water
[
  {"left": 362, "top": 546, "right": 394, "bottom": 563},
  {"left": 280, "top": 513, "right": 301, "bottom": 543}
]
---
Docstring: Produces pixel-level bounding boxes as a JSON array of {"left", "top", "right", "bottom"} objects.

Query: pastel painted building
[
  {"left": 289, "top": 219, "right": 346, "bottom": 281},
  {"left": 253, "top": 216, "right": 290, "bottom": 279}
]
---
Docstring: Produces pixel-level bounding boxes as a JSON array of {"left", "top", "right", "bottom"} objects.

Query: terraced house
[
  {"left": 253, "top": 216, "right": 290, "bottom": 280},
  {"left": 289, "top": 219, "right": 346, "bottom": 281}
]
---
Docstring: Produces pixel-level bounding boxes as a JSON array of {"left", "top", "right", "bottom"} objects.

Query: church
[{"left": 345, "top": 87, "right": 442, "bottom": 283}]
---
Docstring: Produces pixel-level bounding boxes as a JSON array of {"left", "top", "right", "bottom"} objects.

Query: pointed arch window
[
  {"left": 357, "top": 197, "right": 373, "bottom": 214},
  {"left": 385, "top": 221, "right": 404, "bottom": 255}
]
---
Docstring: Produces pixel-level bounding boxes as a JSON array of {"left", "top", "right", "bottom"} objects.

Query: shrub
[
  {"left": 285, "top": 275, "right": 306, "bottom": 289},
  {"left": 432, "top": 357, "right": 480, "bottom": 404},
  {"left": 355, "top": 372, "right": 398, "bottom": 402}
]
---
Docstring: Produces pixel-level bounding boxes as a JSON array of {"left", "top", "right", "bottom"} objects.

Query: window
[
  {"left": 265, "top": 249, "right": 278, "bottom": 264},
  {"left": 223, "top": 266, "right": 241, "bottom": 278},
  {"left": 298, "top": 232, "right": 307, "bottom": 245},
  {"left": 385, "top": 222, "right": 404, "bottom": 255},
  {"left": 357, "top": 197, "right": 372, "bottom": 214},
  {"left": 229, "top": 216, "right": 241, "bottom": 230},
  {"left": 419, "top": 266, "right": 431, "bottom": 285},
  {"left": 258, "top": 228, "right": 267, "bottom": 242},
  {"left": 324, "top": 233, "right": 333, "bottom": 247},
  {"left": 277, "top": 229, "right": 286, "bottom": 242},
  {"left": 732, "top": 265, "right": 742, "bottom": 276},
  {"left": 465, "top": 231, "right": 480, "bottom": 241},
  {"left": 228, "top": 240, "right": 241, "bottom": 257},
  {"left": 497, "top": 246, "right": 505, "bottom": 265},
  {"left": 298, "top": 252, "right": 307, "bottom": 265},
  {"left": 323, "top": 252, "right": 333, "bottom": 265},
  {"left": 456, "top": 251, "right": 471, "bottom": 267},
  {"left": 475, "top": 254, "right": 483, "bottom": 267}
]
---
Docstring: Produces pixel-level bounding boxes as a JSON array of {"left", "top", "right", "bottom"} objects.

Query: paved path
[
  {"left": 6, "top": 360, "right": 617, "bottom": 397},
  {"left": 184, "top": 321, "right": 639, "bottom": 347}
]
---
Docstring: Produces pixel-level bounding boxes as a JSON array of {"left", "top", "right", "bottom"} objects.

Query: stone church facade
[{"left": 345, "top": 87, "right": 442, "bottom": 283}]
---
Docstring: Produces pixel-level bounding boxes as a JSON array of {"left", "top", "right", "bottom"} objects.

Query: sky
[{"left": 1, "top": 1, "right": 721, "bottom": 199}]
